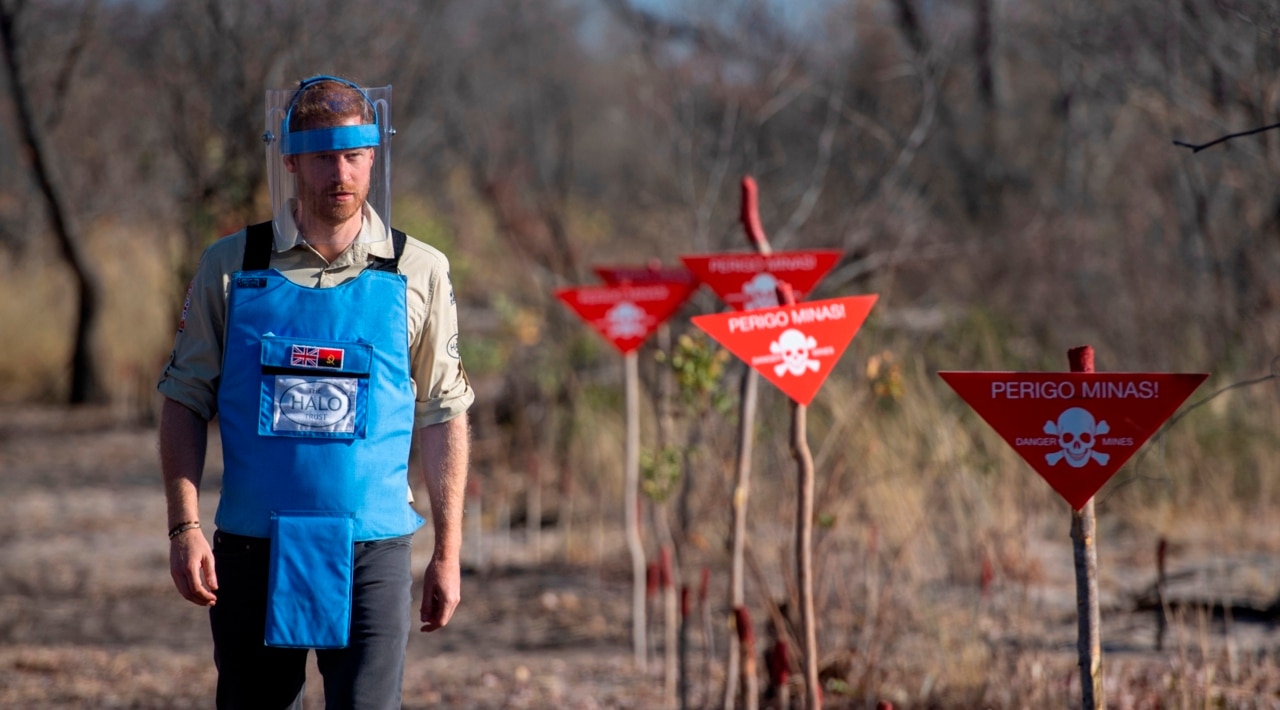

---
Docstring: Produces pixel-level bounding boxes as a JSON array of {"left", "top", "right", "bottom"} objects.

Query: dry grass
[
  {"left": 4, "top": 223, "right": 1280, "bottom": 706},
  {"left": 2, "top": 395, "right": 1280, "bottom": 707},
  {"left": 0, "top": 219, "right": 174, "bottom": 410}
]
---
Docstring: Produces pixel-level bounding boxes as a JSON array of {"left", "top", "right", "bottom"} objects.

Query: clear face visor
[{"left": 263, "top": 77, "right": 393, "bottom": 245}]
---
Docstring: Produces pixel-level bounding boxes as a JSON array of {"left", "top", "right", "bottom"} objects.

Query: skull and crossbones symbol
[
  {"left": 771, "top": 328, "right": 820, "bottom": 376},
  {"left": 742, "top": 273, "right": 779, "bottom": 310},
  {"left": 1043, "top": 407, "right": 1110, "bottom": 468},
  {"left": 605, "top": 301, "right": 647, "bottom": 339}
]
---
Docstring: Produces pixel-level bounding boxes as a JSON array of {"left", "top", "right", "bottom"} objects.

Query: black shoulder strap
[
  {"left": 241, "top": 222, "right": 406, "bottom": 272},
  {"left": 242, "top": 221, "right": 274, "bottom": 271},
  {"left": 368, "top": 228, "right": 408, "bottom": 273}
]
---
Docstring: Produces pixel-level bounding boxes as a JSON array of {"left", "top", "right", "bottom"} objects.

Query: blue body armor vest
[{"left": 214, "top": 223, "right": 424, "bottom": 541}]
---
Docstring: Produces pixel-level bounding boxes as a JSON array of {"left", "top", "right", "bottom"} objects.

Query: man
[{"left": 158, "top": 75, "right": 473, "bottom": 708}]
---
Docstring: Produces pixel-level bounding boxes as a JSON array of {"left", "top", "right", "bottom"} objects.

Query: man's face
[{"left": 284, "top": 118, "right": 375, "bottom": 229}]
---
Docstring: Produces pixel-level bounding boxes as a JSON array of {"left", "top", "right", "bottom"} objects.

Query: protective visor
[{"left": 263, "top": 76, "right": 393, "bottom": 246}]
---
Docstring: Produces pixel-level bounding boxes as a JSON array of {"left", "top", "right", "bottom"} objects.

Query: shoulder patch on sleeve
[{"left": 177, "top": 280, "right": 194, "bottom": 334}]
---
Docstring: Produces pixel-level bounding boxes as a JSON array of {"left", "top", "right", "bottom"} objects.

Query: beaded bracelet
[{"left": 168, "top": 521, "right": 201, "bottom": 540}]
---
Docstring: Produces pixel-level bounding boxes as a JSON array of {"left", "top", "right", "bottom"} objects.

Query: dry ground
[{"left": 3, "top": 405, "right": 1280, "bottom": 708}]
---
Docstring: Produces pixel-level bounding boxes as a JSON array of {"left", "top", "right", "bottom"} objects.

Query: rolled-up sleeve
[
  {"left": 156, "top": 235, "right": 241, "bottom": 421},
  {"left": 403, "top": 239, "right": 475, "bottom": 428}
]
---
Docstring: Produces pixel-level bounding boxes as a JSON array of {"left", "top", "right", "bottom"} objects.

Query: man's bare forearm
[
  {"left": 159, "top": 397, "right": 209, "bottom": 527},
  {"left": 416, "top": 414, "right": 470, "bottom": 559}
]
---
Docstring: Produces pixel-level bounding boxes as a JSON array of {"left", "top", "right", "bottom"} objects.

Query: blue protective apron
[{"left": 214, "top": 222, "right": 422, "bottom": 648}]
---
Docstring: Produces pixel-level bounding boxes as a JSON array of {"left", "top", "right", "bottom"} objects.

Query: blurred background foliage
[
  {"left": 3, "top": 0, "right": 1279, "bottom": 537},
  {"left": 3, "top": 1, "right": 1280, "bottom": 698}
]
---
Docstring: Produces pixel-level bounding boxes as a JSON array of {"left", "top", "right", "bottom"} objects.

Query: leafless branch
[
  {"left": 1150, "top": 357, "right": 1279, "bottom": 446},
  {"left": 598, "top": 0, "right": 729, "bottom": 55},
  {"left": 43, "top": 0, "right": 98, "bottom": 128},
  {"left": 879, "top": 59, "right": 937, "bottom": 197},
  {"left": 1173, "top": 122, "right": 1280, "bottom": 152},
  {"left": 1110, "top": 357, "right": 1280, "bottom": 500},
  {"left": 754, "top": 67, "right": 809, "bottom": 125},
  {"left": 774, "top": 85, "right": 842, "bottom": 249},
  {"left": 694, "top": 100, "right": 738, "bottom": 252}
]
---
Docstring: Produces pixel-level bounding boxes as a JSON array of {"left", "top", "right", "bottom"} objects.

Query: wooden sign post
[
  {"left": 557, "top": 281, "right": 697, "bottom": 671},
  {"left": 694, "top": 292, "right": 877, "bottom": 710},
  {"left": 680, "top": 176, "right": 843, "bottom": 709},
  {"left": 593, "top": 263, "right": 698, "bottom": 706}
]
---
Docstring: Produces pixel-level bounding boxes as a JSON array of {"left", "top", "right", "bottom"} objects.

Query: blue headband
[{"left": 280, "top": 75, "right": 380, "bottom": 156}]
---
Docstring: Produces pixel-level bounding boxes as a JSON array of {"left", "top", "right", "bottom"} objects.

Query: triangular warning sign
[
  {"left": 594, "top": 264, "right": 698, "bottom": 287},
  {"left": 692, "top": 295, "right": 878, "bottom": 406},
  {"left": 680, "top": 250, "right": 841, "bottom": 311},
  {"left": 556, "top": 281, "right": 697, "bottom": 354},
  {"left": 939, "top": 372, "right": 1208, "bottom": 510}
]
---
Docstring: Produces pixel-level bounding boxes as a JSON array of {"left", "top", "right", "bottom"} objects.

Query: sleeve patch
[{"left": 177, "top": 280, "right": 194, "bottom": 334}]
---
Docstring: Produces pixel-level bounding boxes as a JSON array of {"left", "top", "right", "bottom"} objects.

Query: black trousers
[{"left": 209, "top": 530, "right": 414, "bottom": 710}]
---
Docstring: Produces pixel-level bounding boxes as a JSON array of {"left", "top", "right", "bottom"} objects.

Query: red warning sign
[
  {"left": 680, "top": 250, "right": 841, "bottom": 311},
  {"left": 939, "top": 372, "right": 1208, "bottom": 510},
  {"left": 692, "top": 295, "right": 878, "bottom": 406},
  {"left": 594, "top": 264, "right": 698, "bottom": 286},
  {"left": 556, "top": 282, "right": 697, "bottom": 354}
]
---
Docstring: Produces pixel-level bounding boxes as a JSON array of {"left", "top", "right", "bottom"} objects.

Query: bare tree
[{"left": 0, "top": 0, "right": 105, "bottom": 404}]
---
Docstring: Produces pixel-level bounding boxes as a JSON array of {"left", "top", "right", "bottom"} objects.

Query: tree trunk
[
  {"left": 725, "top": 175, "right": 773, "bottom": 709},
  {"left": 625, "top": 351, "right": 648, "bottom": 670},
  {"left": 1069, "top": 345, "right": 1103, "bottom": 709},
  {"left": 791, "top": 402, "right": 820, "bottom": 710},
  {"left": 0, "top": 1, "right": 105, "bottom": 404},
  {"left": 724, "top": 366, "right": 758, "bottom": 710}
]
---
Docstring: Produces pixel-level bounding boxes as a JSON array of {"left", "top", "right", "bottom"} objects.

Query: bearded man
[{"left": 157, "top": 75, "right": 473, "bottom": 709}]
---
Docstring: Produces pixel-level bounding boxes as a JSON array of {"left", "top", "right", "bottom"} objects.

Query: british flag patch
[
  {"left": 291, "top": 344, "right": 344, "bottom": 369},
  {"left": 291, "top": 345, "right": 319, "bottom": 368}
]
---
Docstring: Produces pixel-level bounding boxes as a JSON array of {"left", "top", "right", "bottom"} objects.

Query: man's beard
[{"left": 302, "top": 181, "right": 368, "bottom": 228}]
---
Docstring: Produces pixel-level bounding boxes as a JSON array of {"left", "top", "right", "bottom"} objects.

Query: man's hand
[
  {"left": 169, "top": 529, "right": 218, "bottom": 607},
  {"left": 160, "top": 398, "right": 214, "bottom": 607},
  {"left": 417, "top": 415, "right": 468, "bottom": 632},
  {"left": 419, "top": 555, "right": 460, "bottom": 632}
]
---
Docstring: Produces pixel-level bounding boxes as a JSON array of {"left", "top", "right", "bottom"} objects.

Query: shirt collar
[{"left": 273, "top": 200, "right": 393, "bottom": 260}]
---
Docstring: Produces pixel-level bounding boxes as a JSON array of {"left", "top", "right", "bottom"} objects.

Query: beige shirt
[{"left": 158, "top": 212, "right": 474, "bottom": 428}]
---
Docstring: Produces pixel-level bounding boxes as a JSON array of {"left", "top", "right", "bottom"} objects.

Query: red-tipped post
[
  {"left": 1069, "top": 345, "right": 1103, "bottom": 710},
  {"left": 740, "top": 176, "right": 772, "bottom": 255},
  {"left": 733, "top": 606, "right": 759, "bottom": 709},
  {"left": 776, "top": 282, "right": 796, "bottom": 308}
]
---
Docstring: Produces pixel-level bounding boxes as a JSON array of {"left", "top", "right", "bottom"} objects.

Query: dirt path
[
  {"left": 3, "top": 405, "right": 1280, "bottom": 708},
  {"left": 0, "top": 407, "right": 673, "bottom": 708}
]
